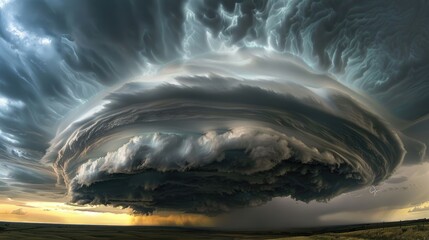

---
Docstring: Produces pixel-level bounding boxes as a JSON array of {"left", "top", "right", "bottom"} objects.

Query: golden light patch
[
  {"left": 0, "top": 199, "right": 213, "bottom": 227},
  {"left": 131, "top": 213, "right": 214, "bottom": 227},
  {"left": 0, "top": 202, "right": 131, "bottom": 225}
]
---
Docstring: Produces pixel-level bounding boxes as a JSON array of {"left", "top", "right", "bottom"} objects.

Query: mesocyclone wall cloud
[{"left": 0, "top": 0, "right": 428, "bottom": 226}]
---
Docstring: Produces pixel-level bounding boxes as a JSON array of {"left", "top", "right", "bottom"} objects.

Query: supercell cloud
[
  {"left": 46, "top": 71, "right": 404, "bottom": 214},
  {"left": 0, "top": 0, "right": 428, "bottom": 217}
]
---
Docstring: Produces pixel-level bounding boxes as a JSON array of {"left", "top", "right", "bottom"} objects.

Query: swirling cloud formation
[
  {"left": 0, "top": 0, "right": 427, "bottom": 218},
  {"left": 45, "top": 72, "right": 404, "bottom": 214}
]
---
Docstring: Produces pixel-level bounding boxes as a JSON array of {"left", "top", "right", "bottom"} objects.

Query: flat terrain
[
  {"left": 0, "top": 219, "right": 428, "bottom": 239},
  {"left": 274, "top": 225, "right": 429, "bottom": 240}
]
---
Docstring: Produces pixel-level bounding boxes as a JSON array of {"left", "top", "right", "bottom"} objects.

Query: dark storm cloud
[
  {"left": 0, "top": 0, "right": 428, "bottom": 219},
  {"left": 44, "top": 75, "right": 404, "bottom": 214}
]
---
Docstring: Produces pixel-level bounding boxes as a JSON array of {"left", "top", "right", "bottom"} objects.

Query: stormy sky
[{"left": 0, "top": 0, "right": 429, "bottom": 228}]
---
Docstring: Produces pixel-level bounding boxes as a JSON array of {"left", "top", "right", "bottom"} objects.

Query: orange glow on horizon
[{"left": 0, "top": 199, "right": 214, "bottom": 227}]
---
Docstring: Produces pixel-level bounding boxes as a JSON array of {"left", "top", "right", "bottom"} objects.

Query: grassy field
[
  {"left": 0, "top": 220, "right": 428, "bottom": 239},
  {"left": 274, "top": 225, "right": 429, "bottom": 240}
]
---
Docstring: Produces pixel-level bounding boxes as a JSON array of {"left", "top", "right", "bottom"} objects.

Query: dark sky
[{"left": 0, "top": 0, "right": 428, "bottom": 228}]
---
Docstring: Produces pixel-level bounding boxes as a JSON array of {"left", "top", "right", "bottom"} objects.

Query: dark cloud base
[{"left": 72, "top": 159, "right": 363, "bottom": 215}]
